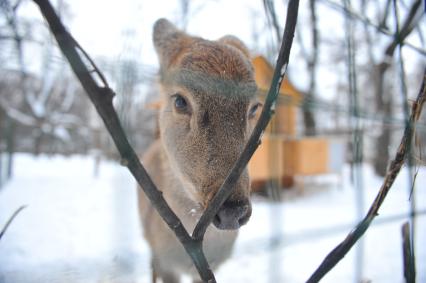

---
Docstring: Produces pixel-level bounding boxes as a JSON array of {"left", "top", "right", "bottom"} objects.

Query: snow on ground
[{"left": 0, "top": 154, "right": 424, "bottom": 283}]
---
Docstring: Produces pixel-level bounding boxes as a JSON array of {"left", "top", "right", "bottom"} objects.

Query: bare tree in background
[
  {"left": 0, "top": 0, "right": 97, "bottom": 158},
  {"left": 303, "top": 0, "right": 319, "bottom": 136},
  {"left": 1, "top": 0, "right": 424, "bottom": 280},
  {"left": 0, "top": 0, "right": 152, "bottom": 160},
  {"left": 319, "top": 0, "right": 424, "bottom": 175},
  {"left": 0, "top": 0, "right": 27, "bottom": 182},
  {"left": 31, "top": 0, "right": 300, "bottom": 281},
  {"left": 111, "top": 58, "right": 157, "bottom": 155},
  {"left": 178, "top": 0, "right": 189, "bottom": 30},
  {"left": 371, "top": 0, "right": 422, "bottom": 176},
  {"left": 176, "top": 0, "right": 218, "bottom": 31},
  {"left": 114, "top": 60, "right": 140, "bottom": 145}
]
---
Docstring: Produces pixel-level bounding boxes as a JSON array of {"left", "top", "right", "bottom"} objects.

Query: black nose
[{"left": 213, "top": 199, "right": 252, "bottom": 230}]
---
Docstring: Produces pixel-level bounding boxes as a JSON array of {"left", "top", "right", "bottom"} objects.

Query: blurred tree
[
  {"left": 0, "top": 0, "right": 94, "bottom": 157},
  {"left": 0, "top": 0, "right": 27, "bottom": 179},
  {"left": 372, "top": 0, "right": 423, "bottom": 176},
  {"left": 303, "top": 0, "right": 318, "bottom": 136},
  {"left": 318, "top": 0, "right": 424, "bottom": 175}
]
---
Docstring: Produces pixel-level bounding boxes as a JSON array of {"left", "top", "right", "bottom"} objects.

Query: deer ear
[
  {"left": 153, "top": 18, "right": 188, "bottom": 69},
  {"left": 217, "top": 35, "right": 251, "bottom": 58}
]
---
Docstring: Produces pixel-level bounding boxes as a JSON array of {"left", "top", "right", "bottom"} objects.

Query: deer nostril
[
  {"left": 213, "top": 200, "right": 252, "bottom": 230},
  {"left": 238, "top": 204, "right": 252, "bottom": 226}
]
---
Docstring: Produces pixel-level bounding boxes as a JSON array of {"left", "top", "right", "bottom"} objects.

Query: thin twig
[
  {"left": 306, "top": 68, "right": 426, "bottom": 283},
  {"left": 73, "top": 39, "right": 110, "bottom": 88},
  {"left": 0, "top": 205, "right": 27, "bottom": 241}
]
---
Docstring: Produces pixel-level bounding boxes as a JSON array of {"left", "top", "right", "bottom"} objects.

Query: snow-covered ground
[{"left": 0, "top": 154, "right": 424, "bottom": 283}]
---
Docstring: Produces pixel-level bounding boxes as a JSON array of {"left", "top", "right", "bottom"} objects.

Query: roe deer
[{"left": 138, "top": 18, "right": 261, "bottom": 283}]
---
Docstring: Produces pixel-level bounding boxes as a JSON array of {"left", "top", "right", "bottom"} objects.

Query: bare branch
[
  {"left": 32, "top": 0, "right": 299, "bottom": 281},
  {"left": 73, "top": 39, "right": 110, "bottom": 88},
  {"left": 319, "top": 0, "right": 426, "bottom": 56},
  {"left": 384, "top": 0, "right": 422, "bottom": 57},
  {"left": 379, "top": 0, "right": 392, "bottom": 30},
  {"left": 0, "top": 96, "right": 37, "bottom": 126},
  {"left": 30, "top": 0, "right": 215, "bottom": 281},
  {"left": 306, "top": 68, "right": 426, "bottom": 283},
  {"left": 373, "top": 0, "right": 423, "bottom": 176},
  {"left": 192, "top": 0, "right": 299, "bottom": 240}
]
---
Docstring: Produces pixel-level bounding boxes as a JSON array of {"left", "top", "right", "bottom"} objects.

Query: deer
[{"left": 138, "top": 18, "right": 262, "bottom": 283}]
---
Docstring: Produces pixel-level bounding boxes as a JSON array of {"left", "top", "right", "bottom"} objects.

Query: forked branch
[
  {"left": 31, "top": 0, "right": 210, "bottom": 280},
  {"left": 32, "top": 0, "right": 300, "bottom": 282},
  {"left": 192, "top": 0, "right": 299, "bottom": 240}
]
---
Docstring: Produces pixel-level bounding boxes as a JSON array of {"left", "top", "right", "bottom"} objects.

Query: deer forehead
[
  {"left": 161, "top": 41, "right": 257, "bottom": 100},
  {"left": 179, "top": 41, "right": 253, "bottom": 81},
  {"left": 164, "top": 70, "right": 256, "bottom": 101}
]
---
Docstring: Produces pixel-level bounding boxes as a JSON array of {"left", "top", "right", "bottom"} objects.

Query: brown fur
[{"left": 138, "top": 19, "right": 259, "bottom": 283}]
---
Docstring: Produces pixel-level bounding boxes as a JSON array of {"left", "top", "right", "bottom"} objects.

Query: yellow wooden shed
[
  {"left": 248, "top": 56, "right": 332, "bottom": 189},
  {"left": 252, "top": 56, "right": 302, "bottom": 137}
]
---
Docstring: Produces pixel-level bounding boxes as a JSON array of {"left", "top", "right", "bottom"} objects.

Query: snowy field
[{"left": 0, "top": 154, "right": 424, "bottom": 283}]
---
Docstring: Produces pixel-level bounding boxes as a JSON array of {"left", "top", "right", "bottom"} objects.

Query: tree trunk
[
  {"left": 372, "top": 0, "right": 422, "bottom": 176},
  {"left": 303, "top": 106, "right": 316, "bottom": 136},
  {"left": 374, "top": 94, "right": 392, "bottom": 176},
  {"left": 0, "top": 109, "right": 4, "bottom": 188},
  {"left": 5, "top": 118, "right": 16, "bottom": 179},
  {"left": 303, "top": 0, "right": 318, "bottom": 136}
]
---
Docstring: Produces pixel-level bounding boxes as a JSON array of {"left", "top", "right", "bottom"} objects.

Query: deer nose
[{"left": 213, "top": 199, "right": 252, "bottom": 230}]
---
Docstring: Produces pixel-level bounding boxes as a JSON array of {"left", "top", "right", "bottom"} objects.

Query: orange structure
[
  {"left": 252, "top": 56, "right": 302, "bottom": 137},
  {"left": 248, "top": 56, "right": 332, "bottom": 189}
]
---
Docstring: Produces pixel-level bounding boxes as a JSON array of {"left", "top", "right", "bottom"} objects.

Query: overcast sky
[
  {"left": 59, "top": 0, "right": 267, "bottom": 66},
  {"left": 15, "top": 0, "right": 426, "bottom": 102}
]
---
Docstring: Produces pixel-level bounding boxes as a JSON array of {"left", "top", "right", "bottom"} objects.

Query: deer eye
[
  {"left": 172, "top": 94, "right": 190, "bottom": 114},
  {"left": 248, "top": 102, "right": 262, "bottom": 119}
]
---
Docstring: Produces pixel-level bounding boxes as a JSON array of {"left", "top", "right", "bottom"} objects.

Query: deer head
[{"left": 153, "top": 19, "right": 261, "bottom": 230}]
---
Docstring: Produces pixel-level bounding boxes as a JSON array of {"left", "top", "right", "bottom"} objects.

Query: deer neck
[{"left": 158, "top": 142, "right": 203, "bottom": 232}]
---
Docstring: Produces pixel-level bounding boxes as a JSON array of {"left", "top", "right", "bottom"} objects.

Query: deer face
[{"left": 154, "top": 19, "right": 260, "bottom": 230}]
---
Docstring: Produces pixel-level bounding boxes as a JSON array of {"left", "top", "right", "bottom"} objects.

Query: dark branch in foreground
[
  {"left": 31, "top": 0, "right": 212, "bottom": 280},
  {"left": 32, "top": 0, "right": 299, "bottom": 281},
  {"left": 0, "top": 205, "right": 27, "bottom": 241},
  {"left": 192, "top": 0, "right": 299, "bottom": 240},
  {"left": 306, "top": 69, "right": 426, "bottom": 283}
]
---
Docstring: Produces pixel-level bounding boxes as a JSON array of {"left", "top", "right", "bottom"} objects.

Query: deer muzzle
[{"left": 213, "top": 198, "right": 252, "bottom": 230}]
